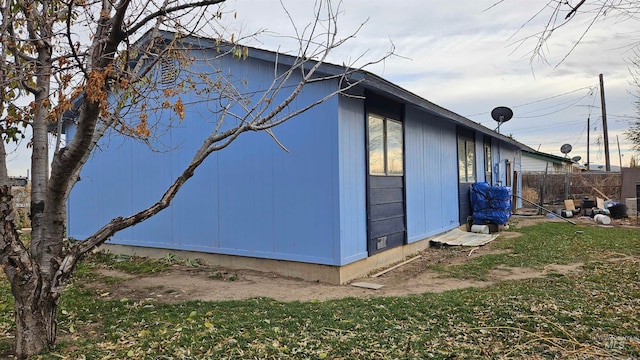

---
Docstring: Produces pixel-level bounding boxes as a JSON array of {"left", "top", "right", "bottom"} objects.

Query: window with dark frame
[
  {"left": 368, "top": 114, "right": 403, "bottom": 176},
  {"left": 458, "top": 138, "right": 476, "bottom": 183},
  {"left": 484, "top": 138, "right": 492, "bottom": 184}
]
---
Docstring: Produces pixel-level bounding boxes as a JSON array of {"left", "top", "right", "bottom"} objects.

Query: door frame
[{"left": 364, "top": 92, "right": 406, "bottom": 256}]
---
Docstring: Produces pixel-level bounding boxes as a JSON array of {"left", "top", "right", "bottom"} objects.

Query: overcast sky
[
  {"left": 5, "top": 0, "right": 639, "bottom": 176},
  {"left": 225, "top": 0, "right": 639, "bottom": 169}
]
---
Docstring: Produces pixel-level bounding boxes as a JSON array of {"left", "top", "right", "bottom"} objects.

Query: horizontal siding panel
[
  {"left": 385, "top": 232, "right": 405, "bottom": 248},
  {"left": 458, "top": 182, "right": 472, "bottom": 224},
  {"left": 370, "top": 202, "right": 404, "bottom": 220},
  {"left": 370, "top": 188, "right": 403, "bottom": 205},
  {"left": 369, "top": 231, "right": 405, "bottom": 252},
  {"left": 370, "top": 175, "right": 403, "bottom": 188},
  {"left": 370, "top": 217, "right": 406, "bottom": 238}
]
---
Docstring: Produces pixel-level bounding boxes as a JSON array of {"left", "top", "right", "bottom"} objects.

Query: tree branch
[
  {"left": 125, "top": 0, "right": 226, "bottom": 36},
  {"left": 565, "top": 0, "right": 587, "bottom": 19}
]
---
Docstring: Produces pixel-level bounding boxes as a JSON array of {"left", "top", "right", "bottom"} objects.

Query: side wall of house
[
  {"left": 68, "top": 54, "right": 344, "bottom": 266},
  {"left": 521, "top": 155, "right": 566, "bottom": 173},
  {"left": 335, "top": 99, "right": 464, "bottom": 257},
  {"left": 404, "top": 106, "right": 459, "bottom": 242}
]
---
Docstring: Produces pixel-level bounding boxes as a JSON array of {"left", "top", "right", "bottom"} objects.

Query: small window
[
  {"left": 484, "top": 139, "right": 492, "bottom": 184},
  {"left": 386, "top": 120, "right": 403, "bottom": 175},
  {"left": 458, "top": 138, "right": 476, "bottom": 183},
  {"left": 368, "top": 114, "right": 403, "bottom": 176},
  {"left": 368, "top": 115, "right": 385, "bottom": 175}
]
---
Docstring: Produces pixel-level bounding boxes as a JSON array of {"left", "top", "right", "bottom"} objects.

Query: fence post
[
  {"left": 512, "top": 170, "right": 518, "bottom": 213},
  {"left": 565, "top": 168, "right": 570, "bottom": 201},
  {"left": 538, "top": 163, "right": 548, "bottom": 215}
]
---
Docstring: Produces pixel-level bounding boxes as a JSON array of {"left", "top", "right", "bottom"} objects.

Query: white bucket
[
  {"left": 594, "top": 214, "right": 611, "bottom": 225},
  {"left": 470, "top": 224, "right": 490, "bottom": 234}
]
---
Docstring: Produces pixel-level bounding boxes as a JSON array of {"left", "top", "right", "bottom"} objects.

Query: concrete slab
[
  {"left": 430, "top": 228, "right": 498, "bottom": 247},
  {"left": 351, "top": 282, "right": 384, "bottom": 290}
]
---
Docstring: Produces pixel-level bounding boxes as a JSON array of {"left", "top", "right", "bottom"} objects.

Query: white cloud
[{"left": 8, "top": 0, "right": 640, "bottom": 175}]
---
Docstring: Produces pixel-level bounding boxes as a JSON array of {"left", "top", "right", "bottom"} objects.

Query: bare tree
[
  {"left": 0, "top": 0, "right": 392, "bottom": 357},
  {"left": 625, "top": 50, "right": 640, "bottom": 151},
  {"left": 501, "top": 0, "right": 640, "bottom": 65}
]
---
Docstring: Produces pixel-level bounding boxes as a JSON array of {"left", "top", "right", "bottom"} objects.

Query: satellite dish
[
  {"left": 560, "top": 144, "right": 572, "bottom": 154},
  {"left": 491, "top": 106, "right": 513, "bottom": 124},
  {"left": 571, "top": 156, "right": 582, "bottom": 162}
]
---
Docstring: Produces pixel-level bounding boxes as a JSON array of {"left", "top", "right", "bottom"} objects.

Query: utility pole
[
  {"left": 599, "top": 74, "right": 611, "bottom": 171},
  {"left": 586, "top": 116, "right": 590, "bottom": 171},
  {"left": 617, "top": 135, "right": 623, "bottom": 170}
]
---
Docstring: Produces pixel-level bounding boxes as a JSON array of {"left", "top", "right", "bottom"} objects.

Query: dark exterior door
[{"left": 366, "top": 94, "right": 405, "bottom": 256}]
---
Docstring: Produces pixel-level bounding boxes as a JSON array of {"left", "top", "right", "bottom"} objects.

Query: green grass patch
[
  {"left": 431, "top": 222, "right": 640, "bottom": 279},
  {"left": 29, "top": 260, "right": 639, "bottom": 359},
  {"left": 1, "top": 222, "right": 639, "bottom": 358},
  {"left": 85, "top": 251, "right": 203, "bottom": 275},
  {"left": 0, "top": 276, "right": 14, "bottom": 358},
  {"left": 88, "top": 252, "right": 171, "bottom": 274}
]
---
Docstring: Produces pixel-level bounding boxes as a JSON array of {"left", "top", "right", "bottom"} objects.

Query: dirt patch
[
  {"left": 80, "top": 215, "right": 640, "bottom": 304},
  {"left": 487, "top": 263, "right": 583, "bottom": 282},
  {"left": 83, "top": 234, "right": 580, "bottom": 303},
  {"left": 511, "top": 212, "right": 640, "bottom": 229}
]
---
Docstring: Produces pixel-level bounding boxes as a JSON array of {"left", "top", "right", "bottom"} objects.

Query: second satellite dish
[{"left": 560, "top": 144, "right": 572, "bottom": 154}]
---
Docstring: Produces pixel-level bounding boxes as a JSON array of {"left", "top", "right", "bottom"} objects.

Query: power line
[
  {"left": 515, "top": 92, "right": 593, "bottom": 118},
  {"left": 465, "top": 85, "right": 596, "bottom": 117}
]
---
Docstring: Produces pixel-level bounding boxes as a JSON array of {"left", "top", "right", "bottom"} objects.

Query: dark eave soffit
[{"left": 361, "top": 73, "right": 534, "bottom": 152}]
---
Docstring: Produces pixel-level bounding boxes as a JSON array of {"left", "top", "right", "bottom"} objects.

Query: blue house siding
[
  {"left": 67, "top": 133, "right": 135, "bottom": 242},
  {"left": 405, "top": 106, "right": 459, "bottom": 243},
  {"left": 153, "top": 89, "right": 222, "bottom": 251},
  {"left": 66, "top": 35, "right": 531, "bottom": 275},
  {"left": 337, "top": 96, "right": 368, "bottom": 264},
  {"left": 68, "top": 53, "right": 344, "bottom": 266}
]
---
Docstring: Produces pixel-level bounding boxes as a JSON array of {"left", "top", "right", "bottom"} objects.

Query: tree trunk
[
  {"left": 12, "top": 286, "right": 57, "bottom": 359},
  {"left": 1, "top": 187, "right": 58, "bottom": 359}
]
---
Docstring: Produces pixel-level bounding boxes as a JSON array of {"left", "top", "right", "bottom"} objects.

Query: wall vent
[
  {"left": 160, "top": 57, "right": 178, "bottom": 85},
  {"left": 376, "top": 236, "right": 387, "bottom": 250}
]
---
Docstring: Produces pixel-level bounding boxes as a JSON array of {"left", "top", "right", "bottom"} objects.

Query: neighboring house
[
  {"left": 9, "top": 176, "right": 30, "bottom": 228},
  {"left": 521, "top": 150, "right": 575, "bottom": 174},
  {"left": 66, "top": 32, "right": 532, "bottom": 284},
  {"left": 585, "top": 164, "right": 621, "bottom": 172}
]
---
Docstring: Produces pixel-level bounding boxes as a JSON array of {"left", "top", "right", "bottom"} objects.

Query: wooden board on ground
[
  {"left": 596, "top": 197, "right": 605, "bottom": 210},
  {"left": 592, "top": 187, "right": 610, "bottom": 200},
  {"left": 564, "top": 199, "right": 576, "bottom": 211}
]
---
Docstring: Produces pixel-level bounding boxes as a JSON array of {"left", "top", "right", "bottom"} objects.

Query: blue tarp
[{"left": 470, "top": 182, "right": 512, "bottom": 225}]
